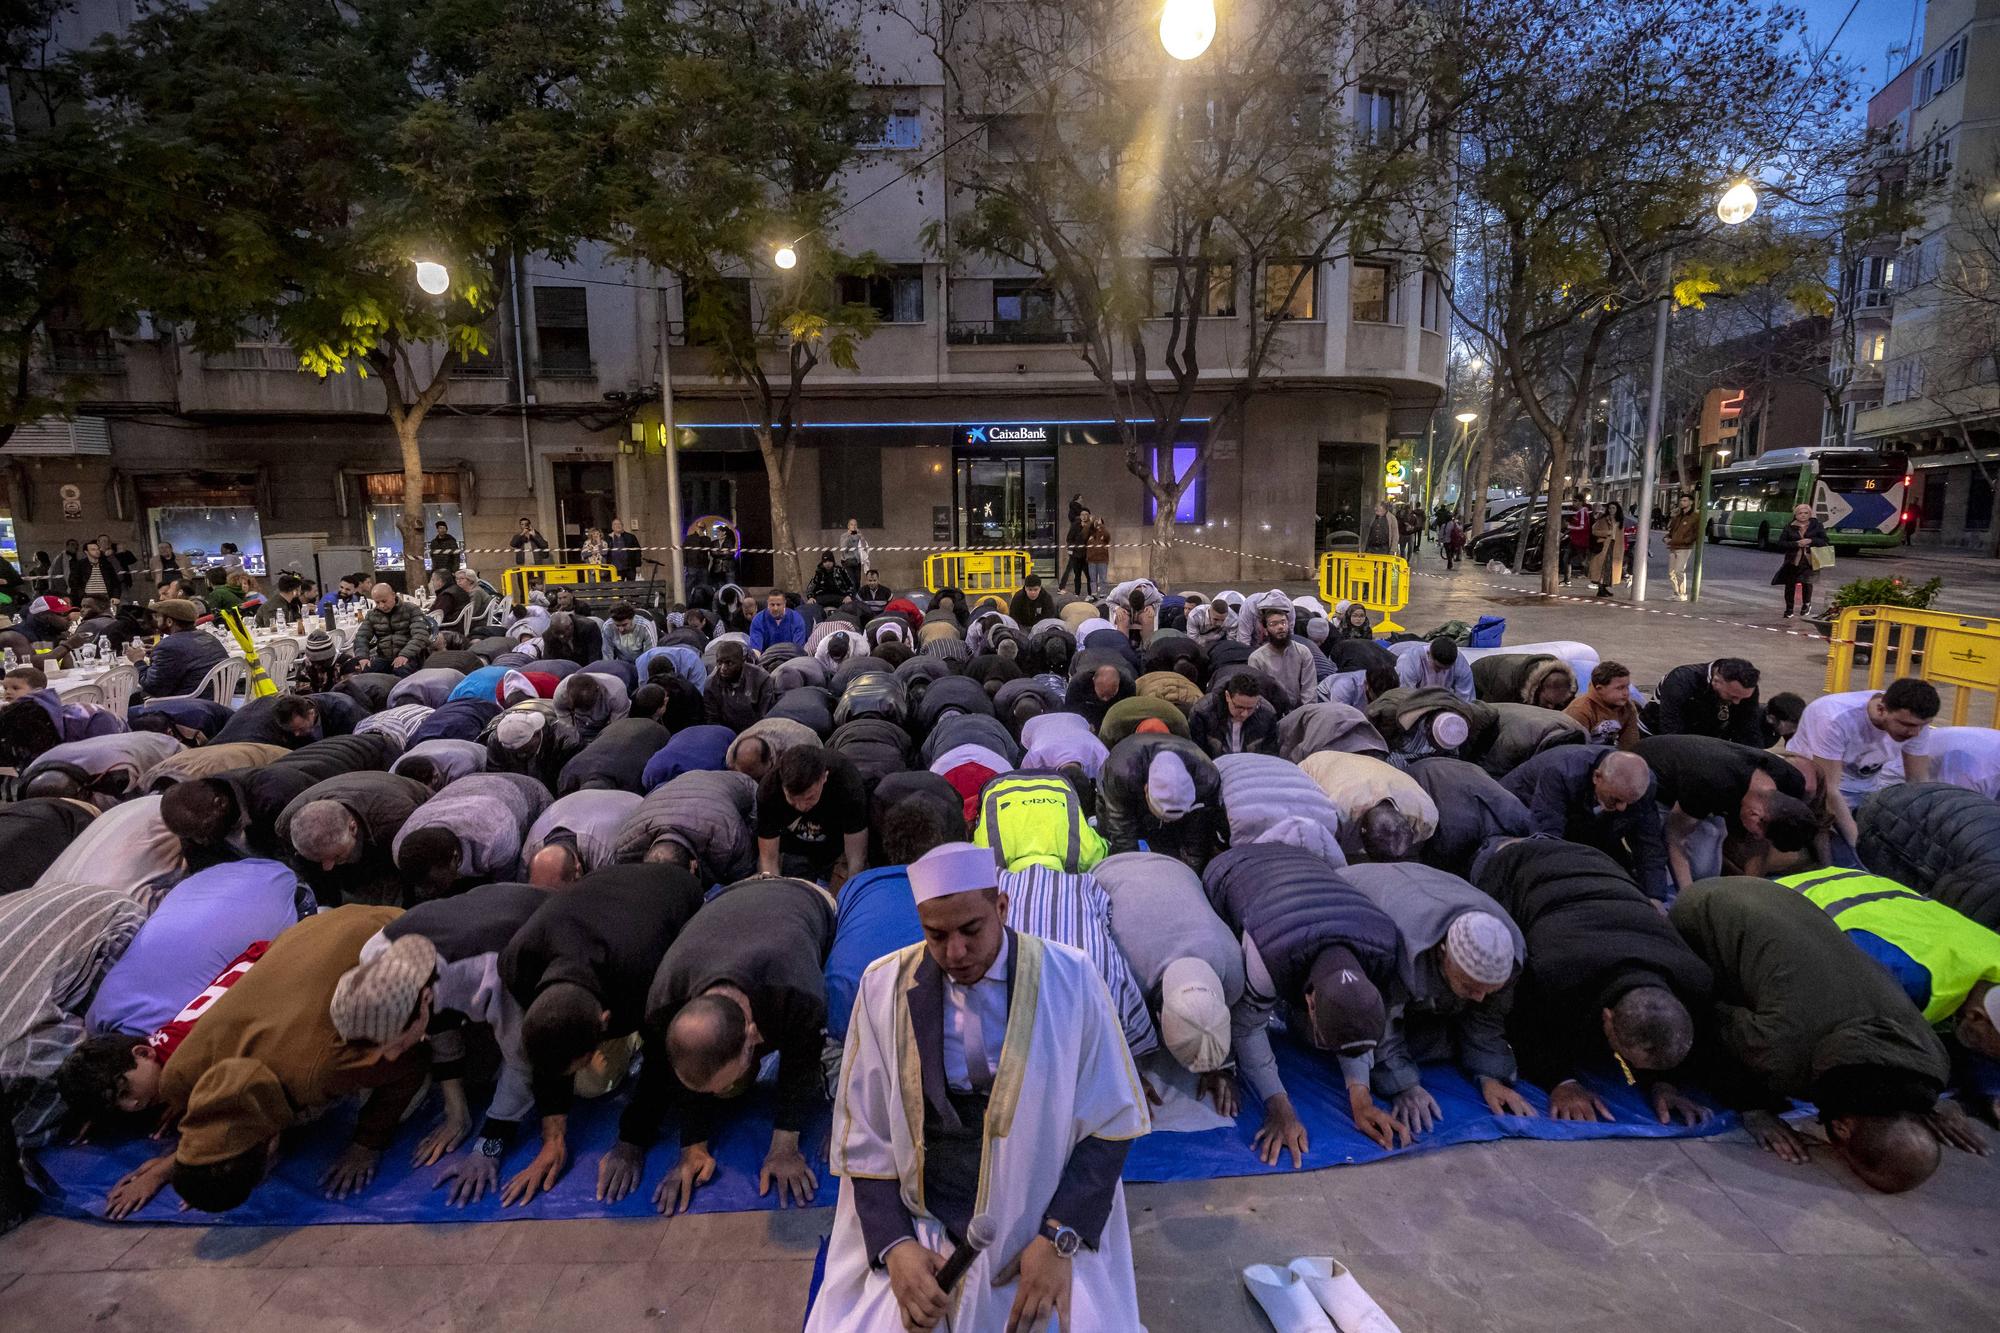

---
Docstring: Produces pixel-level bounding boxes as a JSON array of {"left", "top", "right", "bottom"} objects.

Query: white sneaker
[
  {"left": 1288, "top": 1257, "right": 1402, "bottom": 1333},
  {"left": 1242, "top": 1263, "right": 1337, "bottom": 1332}
]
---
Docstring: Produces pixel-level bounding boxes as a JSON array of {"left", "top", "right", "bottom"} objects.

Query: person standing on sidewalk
[
  {"left": 1085, "top": 511, "right": 1111, "bottom": 596},
  {"left": 1588, "top": 502, "right": 1624, "bottom": 598},
  {"left": 836, "top": 518, "right": 868, "bottom": 594},
  {"left": 1363, "top": 501, "right": 1399, "bottom": 556},
  {"left": 1440, "top": 511, "right": 1466, "bottom": 570},
  {"left": 1562, "top": 494, "right": 1592, "bottom": 585},
  {"left": 1063, "top": 507, "right": 1092, "bottom": 595},
  {"left": 1665, "top": 495, "right": 1699, "bottom": 600},
  {"left": 1771, "top": 503, "right": 1828, "bottom": 620}
]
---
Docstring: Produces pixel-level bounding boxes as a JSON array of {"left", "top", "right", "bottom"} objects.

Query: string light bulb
[
  {"left": 413, "top": 260, "right": 450, "bottom": 295},
  {"left": 1159, "top": 0, "right": 1216, "bottom": 60}
]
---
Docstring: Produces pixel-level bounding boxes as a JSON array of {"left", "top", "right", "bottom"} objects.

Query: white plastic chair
[
  {"left": 95, "top": 664, "right": 137, "bottom": 721},
  {"left": 150, "top": 657, "right": 246, "bottom": 709},
  {"left": 54, "top": 681, "right": 105, "bottom": 707},
  {"left": 260, "top": 637, "right": 302, "bottom": 689}
]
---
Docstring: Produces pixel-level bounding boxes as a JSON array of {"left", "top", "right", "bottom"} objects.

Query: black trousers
[{"left": 1062, "top": 554, "right": 1089, "bottom": 594}]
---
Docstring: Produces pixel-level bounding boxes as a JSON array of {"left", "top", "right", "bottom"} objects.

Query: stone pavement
[{"left": 1, "top": 1125, "right": 1993, "bottom": 1331}]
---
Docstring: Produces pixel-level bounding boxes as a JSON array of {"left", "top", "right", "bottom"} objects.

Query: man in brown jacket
[
  {"left": 102, "top": 905, "right": 431, "bottom": 1218},
  {"left": 1665, "top": 495, "right": 1700, "bottom": 600}
]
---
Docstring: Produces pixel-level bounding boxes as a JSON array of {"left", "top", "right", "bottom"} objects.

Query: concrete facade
[
  {"left": 8, "top": 1, "right": 1444, "bottom": 593},
  {"left": 1846, "top": 0, "right": 2000, "bottom": 552}
]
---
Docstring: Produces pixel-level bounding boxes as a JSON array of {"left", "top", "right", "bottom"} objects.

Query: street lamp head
[
  {"left": 1716, "top": 180, "right": 1758, "bottom": 226},
  {"left": 1454, "top": 411, "right": 1478, "bottom": 424},
  {"left": 1714, "top": 449, "right": 1731, "bottom": 460},
  {"left": 773, "top": 245, "right": 798, "bottom": 271},
  {"left": 1160, "top": 0, "right": 1216, "bottom": 60},
  {"left": 413, "top": 260, "right": 450, "bottom": 295}
]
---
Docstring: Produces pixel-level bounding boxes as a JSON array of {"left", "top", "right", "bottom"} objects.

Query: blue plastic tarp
[{"left": 30, "top": 1033, "right": 1729, "bottom": 1227}]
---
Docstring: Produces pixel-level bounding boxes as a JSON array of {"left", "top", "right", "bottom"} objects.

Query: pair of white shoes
[{"left": 1242, "top": 1258, "right": 1401, "bottom": 1333}]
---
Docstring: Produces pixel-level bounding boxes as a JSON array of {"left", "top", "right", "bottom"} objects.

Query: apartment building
[
  {"left": 7, "top": 4, "right": 1444, "bottom": 589},
  {"left": 1846, "top": 0, "right": 2000, "bottom": 551}
]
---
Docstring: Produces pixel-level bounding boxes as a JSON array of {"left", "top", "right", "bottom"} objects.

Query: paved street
[{"left": 1, "top": 1132, "right": 1994, "bottom": 1331}]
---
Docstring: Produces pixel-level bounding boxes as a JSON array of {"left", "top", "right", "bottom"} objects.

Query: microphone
[{"left": 933, "top": 1213, "right": 997, "bottom": 1293}]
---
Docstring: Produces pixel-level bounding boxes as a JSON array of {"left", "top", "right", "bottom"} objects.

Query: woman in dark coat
[{"left": 1770, "top": 502, "right": 1830, "bottom": 619}]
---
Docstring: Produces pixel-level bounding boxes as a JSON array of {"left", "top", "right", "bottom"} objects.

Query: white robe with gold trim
[{"left": 806, "top": 934, "right": 1151, "bottom": 1332}]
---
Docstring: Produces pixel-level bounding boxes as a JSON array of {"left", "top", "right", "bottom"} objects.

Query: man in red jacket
[{"left": 1562, "top": 494, "right": 1593, "bottom": 585}]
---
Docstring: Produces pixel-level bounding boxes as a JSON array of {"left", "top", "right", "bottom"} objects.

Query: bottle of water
[
  {"left": 97, "top": 636, "right": 112, "bottom": 661},
  {"left": 2, "top": 648, "right": 14, "bottom": 669}
]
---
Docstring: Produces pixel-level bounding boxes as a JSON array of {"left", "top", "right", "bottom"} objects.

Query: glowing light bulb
[
  {"left": 1455, "top": 411, "right": 1478, "bottom": 424},
  {"left": 1160, "top": 0, "right": 1216, "bottom": 60},
  {"left": 413, "top": 260, "right": 449, "bottom": 295},
  {"left": 1716, "top": 180, "right": 1758, "bottom": 226},
  {"left": 773, "top": 245, "right": 798, "bottom": 270}
]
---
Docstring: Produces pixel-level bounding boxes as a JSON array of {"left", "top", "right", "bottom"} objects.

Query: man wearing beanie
[
  {"left": 1203, "top": 842, "right": 1408, "bottom": 1160},
  {"left": 1337, "top": 862, "right": 1530, "bottom": 1135},
  {"left": 102, "top": 906, "right": 430, "bottom": 1221},
  {"left": 1095, "top": 732, "right": 1225, "bottom": 872},
  {"left": 1094, "top": 852, "right": 1263, "bottom": 1115}
]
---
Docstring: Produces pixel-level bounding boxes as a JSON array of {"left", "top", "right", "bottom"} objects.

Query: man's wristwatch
[
  {"left": 1038, "top": 1218, "right": 1081, "bottom": 1257},
  {"left": 476, "top": 1136, "right": 506, "bottom": 1159}
]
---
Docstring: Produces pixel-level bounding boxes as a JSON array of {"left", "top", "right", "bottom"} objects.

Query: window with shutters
[{"left": 533, "top": 286, "right": 593, "bottom": 376}]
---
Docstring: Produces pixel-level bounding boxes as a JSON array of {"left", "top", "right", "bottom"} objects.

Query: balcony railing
[
  {"left": 947, "top": 317, "right": 1084, "bottom": 346},
  {"left": 45, "top": 347, "right": 126, "bottom": 375},
  {"left": 450, "top": 355, "right": 508, "bottom": 378},
  {"left": 533, "top": 356, "right": 597, "bottom": 380},
  {"left": 202, "top": 343, "right": 299, "bottom": 371}
]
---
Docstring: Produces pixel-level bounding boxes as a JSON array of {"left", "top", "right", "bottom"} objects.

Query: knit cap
[
  {"left": 1444, "top": 911, "right": 1517, "bottom": 987},
  {"left": 1144, "top": 750, "right": 1198, "bottom": 821},
  {"left": 304, "top": 630, "right": 337, "bottom": 663},
  {"left": 1159, "top": 957, "right": 1231, "bottom": 1073},
  {"left": 330, "top": 933, "right": 439, "bottom": 1044}
]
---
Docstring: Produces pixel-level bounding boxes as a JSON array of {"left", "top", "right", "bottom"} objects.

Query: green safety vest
[
  {"left": 1779, "top": 867, "right": 2000, "bottom": 1025},
  {"left": 973, "top": 775, "right": 1108, "bottom": 874}
]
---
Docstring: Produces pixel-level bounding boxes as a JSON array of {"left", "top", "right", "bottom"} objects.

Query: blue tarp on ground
[{"left": 29, "top": 1034, "right": 1730, "bottom": 1227}]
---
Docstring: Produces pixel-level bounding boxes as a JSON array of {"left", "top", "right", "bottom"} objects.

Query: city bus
[{"left": 1707, "top": 446, "right": 1910, "bottom": 550}]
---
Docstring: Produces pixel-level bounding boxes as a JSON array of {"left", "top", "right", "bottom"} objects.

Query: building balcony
[
  {"left": 946, "top": 317, "right": 1084, "bottom": 346},
  {"left": 44, "top": 335, "right": 125, "bottom": 376},
  {"left": 533, "top": 357, "right": 597, "bottom": 380},
  {"left": 202, "top": 344, "right": 299, "bottom": 372}
]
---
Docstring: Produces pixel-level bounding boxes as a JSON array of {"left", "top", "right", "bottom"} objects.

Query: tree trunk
[
  {"left": 1535, "top": 446, "right": 1565, "bottom": 590},
  {"left": 397, "top": 414, "right": 428, "bottom": 590},
  {"left": 757, "top": 427, "right": 803, "bottom": 591},
  {"left": 1147, "top": 480, "right": 1182, "bottom": 583},
  {"left": 1464, "top": 433, "right": 1495, "bottom": 538}
]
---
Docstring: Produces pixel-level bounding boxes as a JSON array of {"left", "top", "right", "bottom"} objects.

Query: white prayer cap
[
  {"left": 1144, "top": 750, "right": 1198, "bottom": 821},
  {"left": 1159, "top": 957, "right": 1230, "bottom": 1073},
  {"left": 1986, "top": 985, "right": 2000, "bottom": 1030},
  {"left": 908, "top": 841, "right": 998, "bottom": 904},
  {"left": 1445, "top": 911, "right": 1517, "bottom": 988},
  {"left": 1428, "top": 712, "right": 1470, "bottom": 749}
]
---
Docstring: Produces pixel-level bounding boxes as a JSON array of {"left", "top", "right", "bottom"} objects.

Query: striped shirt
[
  {"left": 354, "top": 703, "right": 433, "bottom": 747},
  {"left": 997, "top": 865, "right": 1159, "bottom": 1058},
  {"left": 1, "top": 882, "right": 148, "bottom": 1147}
]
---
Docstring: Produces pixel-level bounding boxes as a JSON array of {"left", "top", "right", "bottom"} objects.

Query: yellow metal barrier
[
  {"left": 924, "top": 550, "right": 1031, "bottom": 599},
  {"left": 501, "top": 563, "right": 618, "bottom": 602},
  {"left": 1823, "top": 605, "right": 2000, "bottom": 726},
  {"left": 1317, "top": 552, "right": 1410, "bottom": 633}
]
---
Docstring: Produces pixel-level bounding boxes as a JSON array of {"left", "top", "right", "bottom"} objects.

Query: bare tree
[{"left": 892, "top": 0, "right": 1455, "bottom": 579}]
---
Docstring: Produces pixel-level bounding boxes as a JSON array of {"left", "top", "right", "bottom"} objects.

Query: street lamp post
[
  {"left": 1632, "top": 178, "right": 1756, "bottom": 603},
  {"left": 1688, "top": 446, "right": 1729, "bottom": 602}
]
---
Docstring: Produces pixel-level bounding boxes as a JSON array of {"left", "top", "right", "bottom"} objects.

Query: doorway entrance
[
  {"left": 1316, "top": 443, "right": 1371, "bottom": 551},
  {"left": 678, "top": 452, "right": 774, "bottom": 588},
  {"left": 550, "top": 458, "right": 616, "bottom": 564},
  {"left": 955, "top": 453, "right": 1058, "bottom": 576}
]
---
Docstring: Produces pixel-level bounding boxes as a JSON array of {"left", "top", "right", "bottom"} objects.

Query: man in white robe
[{"left": 808, "top": 842, "right": 1150, "bottom": 1333}]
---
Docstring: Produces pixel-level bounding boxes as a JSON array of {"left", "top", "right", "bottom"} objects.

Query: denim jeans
[{"left": 1087, "top": 561, "right": 1108, "bottom": 593}]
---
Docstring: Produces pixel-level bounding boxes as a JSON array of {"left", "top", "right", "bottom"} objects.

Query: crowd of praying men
[{"left": 2, "top": 565, "right": 1999, "bottom": 1241}]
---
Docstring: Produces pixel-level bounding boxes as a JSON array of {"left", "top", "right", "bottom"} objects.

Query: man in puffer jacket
[
  {"left": 1857, "top": 782, "right": 2000, "bottom": 929},
  {"left": 1472, "top": 838, "right": 1714, "bottom": 1125},
  {"left": 1215, "top": 753, "right": 1344, "bottom": 866},
  {"left": 352, "top": 584, "right": 429, "bottom": 676},
  {"left": 1203, "top": 843, "right": 1408, "bottom": 1158},
  {"left": 615, "top": 768, "right": 758, "bottom": 884}
]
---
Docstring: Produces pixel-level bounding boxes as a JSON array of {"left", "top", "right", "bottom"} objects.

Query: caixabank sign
[{"left": 960, "top": 423, "right": 1055, "bottom": 448}]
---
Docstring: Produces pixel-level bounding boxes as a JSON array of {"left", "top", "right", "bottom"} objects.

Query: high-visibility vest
[
  {"left": 1779, "top": 867, "right": 2000, "bottom": 1025},
  {"left": 973, "top": 775, "right": 1107, "bottom": 874}
]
